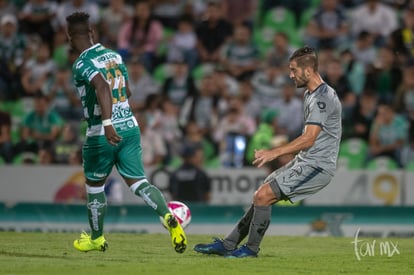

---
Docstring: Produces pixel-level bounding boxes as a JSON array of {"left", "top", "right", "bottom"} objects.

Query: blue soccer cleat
[
  {"left": 225, "top": 244, "right": 258, "bottom": 258},
  {"left": 193, "top": 238, "right": 234, "bottom": 256}
]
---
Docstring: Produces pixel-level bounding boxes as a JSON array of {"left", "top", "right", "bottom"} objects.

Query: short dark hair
[
  {"left": 289, "top": 46, "right": 318, "bottom": 71},
  {"left": 66, "top": 12, "right": 90, "bottom": 35}
]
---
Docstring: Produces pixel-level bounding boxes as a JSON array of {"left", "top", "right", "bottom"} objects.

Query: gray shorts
[{"left": 265, "top": 159, "right": 333, "bottom": 203}]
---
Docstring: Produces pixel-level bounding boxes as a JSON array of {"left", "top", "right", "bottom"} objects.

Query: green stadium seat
[
  {"left": 366, "top": 156, "right": 398, "bottom": 171},
  {"left": 12, "top": 152, "right": 38, "bottom": 165},
  {"left": 153, "top": 63, "right": 173, "bottom": 84},
  {"left": 405, "top": 161, "right": 414, "bottom": 171},
  {"left": 254, "top": 26, "right": 276, "bottom": 56},
  {"left": 157, "top": 27, "right": 175, "bottom": 57},
  {"left": 263, "top": 7, "right": 296, "bottom": 32},
  {"left": 192, "top": 63, "right": 215, "bottom": 81},
  {"left": 338, "top": 138, "right": 368, "bottom": 169}
]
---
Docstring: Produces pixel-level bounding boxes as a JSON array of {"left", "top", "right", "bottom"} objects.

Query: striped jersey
[{"left": 72, "top": 43, "right": 138, "bottom": 137}]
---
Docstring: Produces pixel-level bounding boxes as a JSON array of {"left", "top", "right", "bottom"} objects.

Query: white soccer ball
[{"left": 161, "top": 201, "right": 192, "bottom": 229}]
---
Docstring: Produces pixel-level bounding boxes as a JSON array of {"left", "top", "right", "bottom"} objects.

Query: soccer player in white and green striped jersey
[{"left": 66, "top": 12, "right": 186, "bottom": 254}]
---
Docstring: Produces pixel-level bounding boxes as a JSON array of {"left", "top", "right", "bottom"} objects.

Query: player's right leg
[{"left": 74, "top": 138, "right": 113, "bottom": 252}]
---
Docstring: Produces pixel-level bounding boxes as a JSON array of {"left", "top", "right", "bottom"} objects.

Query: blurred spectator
[
  {"left": 340, "top": 49, "right": 366, "bottom": 95},
  {"left": 37, "top": 145, "right": 56, "bottom": 165},
  {"left": 212, "top": 64, "right": 239, "bottom": 100},
  {"left": 260, "top": 0, "right": 311, "bottom": 26},
  {"left": 368, "top": 102, "right": 408, "bottom": 166},
  {"left": 135, "top": 111, "right": 166, "bottom": 168},
  {"left": 251, "top": 61, "right": 289, "bottom": 110},
  {"left": 162, "top": 59, "right": 196, "bottom": 106},
  {"left": 274, "top": 81, "right": 303, "bottom": 140},
  {"left": 222, "top": 0, "right": 256, "bottom": 27},
  {"left": 143, "top": 93, "right": 163, "bottom": 131},
  {"left": 346, "top": 89, "right": 378, "bottom": 141},
  {"left": 393, "top": 59, "right": 414, "bottom": 133},
  {"left": 245, "top": 108, "right": 279, "bottom": 164},
  {"left": 237, "top": 78, "right": 260, "bottom": 120},
  {"left": 166, "top": 15, "right": 198, "bottom": 70},
  {"left": 21, "top": 41, "right": 55, "bottom": 96},
  {"left": 100, "top": 0, "right": 133, "bottom": 50},
  {"left": 117, "top": 0, "right": 163, "bottom": 71},
  {"left": 266, "top": 32, "right": 296, "bottom": 73},
  {"left": 0, "top": 109, "right": 12, "bottom": 163},
  {"left": 0, "top": 0, "right": 17, "bottom": 19},
  {"left": 304, "top": 0, "right": 349, "bottom": 50},
  {"left": 56, "top": 0, "right": 100, "bottom": 30},
  {"left": 158, "top": 98, "right": 183, "bottom": 163},
  {"left": 169, "top": 142, "right": 211, "bottom": 203},
  {"left": 0, "top": 13, "right": 27, "bottom": 100},
  {"left": 53, "top": 122, "right": 82, "bottom": 164},
  {"left": 388, "top": 6, "right": 414, "bottom": 64},
  {"left": 350, "top": 0, "right": 398, "bottom": 47},
  {"left": 17, "top": 92, "right": 64, "bottom": 155},
  {"left": 68, "top": 148, "right": 82, "bottom": 166},
  {"left": 213, "top": 96, "right": 256, "bottom": 167},
  {"left": 151, "top": 0, "right": 186, "bottom": 29},
  {"left": 400, "top": 133, "right": 414, "bottom": 167},
  {"left": 19, "top": 0, "right": 57, "bottom": 44},
  {"left": 127, "top": 56, "right": 160, "bottom": 112},
  {"left": 195, "top": 1, "right": 233, "bottom": 63},
  {"left": 182, "top": 120, "right": 217, "bottom": 165},
  {"left": 323, "top": 57, "right": 356, "bottom": 120},
  {"left": 366, "top": 46, "right": 402, "bottom": 103},
  {"left": 189, "top": 74, "right": 218, "bottom": 135},
  {"left": 220, "top": 23, "right": 260, "bottom": 80},
  {"left": 51, "top": 29, "right": 69, "bottom": 68},
  {"left": 46, "top": 67, "right": 82, "bottom": 121},
  {"left": 104, "top": 176, "right": 124, "bottom": 204},
  {"left": 350, "top": 31, "right": 377, "bottom": 69}
]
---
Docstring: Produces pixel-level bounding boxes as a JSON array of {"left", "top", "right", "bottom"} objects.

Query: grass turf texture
[{"left": 0, "top": 232, "right": 413, "bottom": 275}]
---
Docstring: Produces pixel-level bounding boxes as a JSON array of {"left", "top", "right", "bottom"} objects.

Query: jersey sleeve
[
  {"left": 72, "top": 59, "right": 100, "bottom": 84},
  {"left": 305, "top": 96, "right": 330, "bottom": 128}
]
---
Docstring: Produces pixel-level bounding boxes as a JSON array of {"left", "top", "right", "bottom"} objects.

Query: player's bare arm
[
  {"left": 91, "top": 73, "right": 122, "bottom": 146},
  {"left": 253, "top": 124, "right": 322, "bottom": 168}
]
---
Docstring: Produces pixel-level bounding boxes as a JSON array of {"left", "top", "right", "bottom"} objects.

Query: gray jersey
[{"left": 297, "top": 83, "right": 342, "bottom": 175}]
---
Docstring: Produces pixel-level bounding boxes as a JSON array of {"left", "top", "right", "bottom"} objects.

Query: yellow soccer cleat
[
  {"left": 164, "top": 213, "right": 187, "bottom": 253},
  {"left": 73, "top": 231, "right": 108, "bottom": 252}
]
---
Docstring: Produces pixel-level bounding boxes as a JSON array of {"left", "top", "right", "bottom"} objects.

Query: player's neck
[
  {"left": 306, "top": 74, "right": 324, "bottom": 93},
  {"left": 75, "top": 38, "right": 96, "bottom": 54}
]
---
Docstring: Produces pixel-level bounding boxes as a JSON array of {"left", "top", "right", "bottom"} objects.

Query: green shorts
[{"left": 83, "top": 128, "right": 146, "bottom": 182}]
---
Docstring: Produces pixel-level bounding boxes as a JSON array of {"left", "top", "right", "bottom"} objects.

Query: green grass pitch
[{"left": 0, "top": 232, "right": 413, "bottom": 275}]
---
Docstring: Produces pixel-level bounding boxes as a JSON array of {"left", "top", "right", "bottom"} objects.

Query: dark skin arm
[
  {"left": 253, "top": 124, "right": 322, "bottom": 168},
  {"left": 91, "top": 73, "right": 122, "bottom": 146}
]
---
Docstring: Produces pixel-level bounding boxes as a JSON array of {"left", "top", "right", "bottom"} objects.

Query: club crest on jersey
[{"left": 317, "top": 101, "right": 326, "bottom": 113}]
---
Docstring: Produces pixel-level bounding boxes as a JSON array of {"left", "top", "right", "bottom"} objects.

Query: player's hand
[
  {"left": 253, "top": 149, "right": 277, "bottom": 168},
  {"left": 104, "top": 125, "right": 122, "bottom": 146}
]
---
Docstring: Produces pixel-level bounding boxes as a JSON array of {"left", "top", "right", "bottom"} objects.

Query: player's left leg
[
  {"left": 116, "top": 134, "right": 187, "bottom": 253},
  {"left": 226, "top": 182, "right": 278, "bottom": 258}
]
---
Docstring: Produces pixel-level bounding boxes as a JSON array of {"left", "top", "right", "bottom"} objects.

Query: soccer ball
[{"left": 161, "top": 201, "right": 192, "bottom": 229}]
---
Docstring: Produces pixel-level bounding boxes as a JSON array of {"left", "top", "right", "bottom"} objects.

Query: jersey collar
[{"left": 79, "top": 43, "right": 101, "bottom": 58}]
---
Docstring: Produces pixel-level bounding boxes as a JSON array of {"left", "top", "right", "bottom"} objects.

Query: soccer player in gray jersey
[
  {"left": 194, "top": 46, "right": 342, "bottom": 258},
  {"left": 66, "top": 12, "right": 186, "bottom": 254}
]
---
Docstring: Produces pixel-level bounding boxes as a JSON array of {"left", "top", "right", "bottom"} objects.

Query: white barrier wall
[{"left": 0, "top": 166, "right": 413, "bottom": 205}]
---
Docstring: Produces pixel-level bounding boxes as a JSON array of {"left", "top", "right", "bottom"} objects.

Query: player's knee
[
  {"left": 253, "top": 188, "right": 268, "bottom": 206},
  {"left": 253, "top": 184, "right": 277, "bottom": 206}
]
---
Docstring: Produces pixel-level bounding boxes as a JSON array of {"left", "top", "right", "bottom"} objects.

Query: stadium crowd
[{"left": 1, "top": 0, "right": 414, "bottom": 170}]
